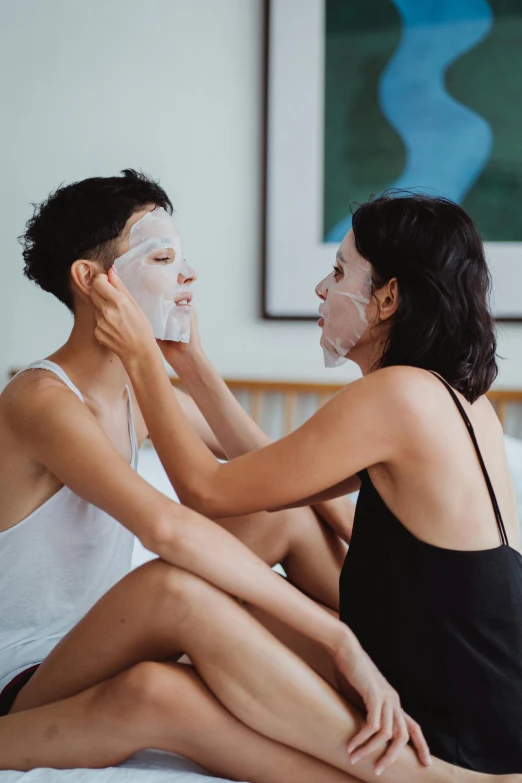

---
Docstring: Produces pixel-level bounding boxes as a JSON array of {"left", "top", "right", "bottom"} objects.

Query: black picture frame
[{"left": 261, "top": 0, "right": 522, "bottom": 323}]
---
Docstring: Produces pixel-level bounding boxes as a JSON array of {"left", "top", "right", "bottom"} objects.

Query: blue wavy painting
[{"left": 323, "top": 0, "right": 522, "bottom": 242}]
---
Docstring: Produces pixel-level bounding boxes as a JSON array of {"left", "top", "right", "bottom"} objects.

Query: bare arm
[
  {"left": 161, "top": 345, "right": 272, "bottom": 458},
  {"left": 173, "top": 385, "right": 226, "bottom": 459},
  {"left": 90, "top": 274, "right": 396, "bottom": 521},
  {"left": 162, "top": 343, "right": 358, "bottom": 539},
  {"left": 129, "top": 381, "right": 226, "bottom": 459},
  {"left": 121, "top": 343, "right": 396, "bottom": 520}
]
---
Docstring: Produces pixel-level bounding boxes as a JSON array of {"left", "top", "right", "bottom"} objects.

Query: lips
[{"left": 174, "top": 291, "right": 193, "bottom": 308}]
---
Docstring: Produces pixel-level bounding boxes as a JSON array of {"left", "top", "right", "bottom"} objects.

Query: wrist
[
  {"left": 125, "top": 340, "right": 164, "bottom": 379},
  {"left": 169, "top": 348, "right": 210, "bottom": 383},
  {"left": 326, "top": 620, "right": 360, "bottom": 661}
]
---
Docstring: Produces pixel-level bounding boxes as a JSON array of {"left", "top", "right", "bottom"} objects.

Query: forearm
[
  {"left": 169, "top": 352, "right": 356, "bottom": 535},
  {"left": 170, "top": 354, "right": 357, "bottom": 532},
  {"left": 171, "top": 350, "right": 271, "bottom": 459},
  {"left": 127, "top": 346, "right": 220, "bottom": 510}
]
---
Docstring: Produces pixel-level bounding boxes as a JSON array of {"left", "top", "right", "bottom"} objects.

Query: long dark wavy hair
[{"left": 351, "top": 191, "right": 498, "bottom": 403}]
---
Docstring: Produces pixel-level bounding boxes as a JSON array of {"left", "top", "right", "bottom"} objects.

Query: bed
[{"left": 0, "top": 750, "right": 243, "bottom": 782}]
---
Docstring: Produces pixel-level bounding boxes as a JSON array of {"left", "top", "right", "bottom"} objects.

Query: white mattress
[{"left": 0, "top": 749, "right": 246, "bottom": 782}]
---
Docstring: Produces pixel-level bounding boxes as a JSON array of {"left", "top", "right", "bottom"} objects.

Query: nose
[
  {"left": 178, "top": 262, "right": 198, "bottom": 286},
  {"left": 315, "top": 280, "right": 327, "bottom": 301}
]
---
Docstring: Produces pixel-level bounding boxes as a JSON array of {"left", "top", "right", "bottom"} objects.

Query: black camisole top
[{"left": 339, "top": 372, "right": 522, "bottom": 774}]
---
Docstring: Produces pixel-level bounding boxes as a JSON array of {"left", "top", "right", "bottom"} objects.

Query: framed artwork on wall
[{"left": 262, "top": 0, "right": 522, "bottom": 321}]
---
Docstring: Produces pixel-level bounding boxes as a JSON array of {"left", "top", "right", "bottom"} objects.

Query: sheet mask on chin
[
  {"left": 317, "top": 256, "right": 372, "bottom": 368},
  {"left": 114, "top": 207, "right": 195, "bottom": 342}
]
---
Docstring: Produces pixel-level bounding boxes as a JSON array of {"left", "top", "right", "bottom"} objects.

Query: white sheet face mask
[
  {"left": 114, "top": 207, "right": 196, "bottom": 342},
  {"left": 316, "top": 239, "right": 372, "bottom": 368}
]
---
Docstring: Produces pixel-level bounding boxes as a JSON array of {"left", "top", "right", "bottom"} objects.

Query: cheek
[
  {"left": 139, "top": 266, "right": 181, "bottom": 296},
  {"left": 362, "top": 296, "right": 378, "bottom": 325},
  {"left": 326, "top": 296, "right": 364, "bottom": 334},
  {"left": 324, "top": 297, "right": 345, "bottom": 329}
]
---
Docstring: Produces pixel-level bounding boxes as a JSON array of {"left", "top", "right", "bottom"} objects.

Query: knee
[
  {"left": 279, "top": 506, "right": 321, "bottom": 553},
  {"left": 100, "top": 662, "right": 176, "bottom": 714},
  {"left": 135, "top": 559, "right": 213, "bottom": 619},
  {"left": 99, "top": 662, "right": 207, "bottom": 732}
]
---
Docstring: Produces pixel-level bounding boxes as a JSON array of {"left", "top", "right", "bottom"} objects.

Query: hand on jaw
[
  {"left": 157, "top": 308, "right": 204, "bottom": 370},
  {"left": 91, "top": 267, "right": 162, "bottom": 369}
]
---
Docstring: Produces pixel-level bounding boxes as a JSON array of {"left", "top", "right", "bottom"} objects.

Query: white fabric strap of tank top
[
  {"left": 16, "top": 360, "right": 138, "bottom": 468},
  {"left": 125, "top": 385, "right": 139, "bottom": 467},
  {"left": 15, "top": 360, "right": 84, "bottom": 403}
]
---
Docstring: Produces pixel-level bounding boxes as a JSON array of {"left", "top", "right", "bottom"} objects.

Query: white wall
[{"left": 0, "top": 0, "right": 521, "bottom": 387}]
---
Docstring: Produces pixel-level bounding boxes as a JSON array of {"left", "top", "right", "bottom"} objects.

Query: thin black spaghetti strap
[{"left": 429, "top": 372, "right": 509, "bottom": 546}]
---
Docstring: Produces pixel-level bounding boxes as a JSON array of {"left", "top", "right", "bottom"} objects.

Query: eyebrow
[{"left": 336, "top": 250, "right": 347, "bottom": 265}]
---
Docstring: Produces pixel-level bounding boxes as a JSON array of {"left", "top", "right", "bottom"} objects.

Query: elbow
[
  {"left": 141, "top": 505, "right": 206, "bottom": 568},
  {"left": 139, "top": 505, "right": 188, "bottom": 560},
  {"left": 176, "top": 482, "right": 222, "bottom": 520}
]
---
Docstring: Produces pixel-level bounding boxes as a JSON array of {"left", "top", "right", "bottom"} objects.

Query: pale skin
[
  {"left": 0, "top": 209, "right": 431, "bottom": 780},
  {"left": 89, "top": 216, "right": 522, "bottom": 780}
]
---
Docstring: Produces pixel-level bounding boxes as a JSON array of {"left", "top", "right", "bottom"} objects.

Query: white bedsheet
[{"left": 0, "top": 750, "right": 246, "bottom": 782}]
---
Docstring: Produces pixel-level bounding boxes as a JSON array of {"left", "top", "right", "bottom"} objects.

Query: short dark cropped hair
[
  {"left": 351, "top": 191, "right": 498, "bottom": 403},
  {"left": 20, "top": 168, "right": 173, "bottom": 311}
]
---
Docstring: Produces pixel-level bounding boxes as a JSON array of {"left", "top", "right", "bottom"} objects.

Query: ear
[
  {"left": 70, "top": 259, "right": 104, "bottom": 300},
  {"left": 376, "top": 277, "right": 399, "bottom": 322}
]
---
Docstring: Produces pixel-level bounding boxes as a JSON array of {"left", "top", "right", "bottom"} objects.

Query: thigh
[
  {"left": 10, "top": 559, "right": 190, "bottom": 714},
  {"left": 220, "top": 506, "right": 345, "bottom": 611},
  {"left": 217, "top": 509, "right": 294, "bottom": 566}
]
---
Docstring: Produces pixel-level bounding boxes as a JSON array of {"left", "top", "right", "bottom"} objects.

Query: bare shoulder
[
  {"left": 334, "top": 365, "right": 433, "bottom": 413},
  {"left": 2, "top": 368, "right": 79, "bottom": 407},
  {"left": 1, "top": 369, "right": 89, "bottom": 440},
  {"left": 360, "top": 366, "right": 501, "bottom": 436},
  {"left": 327, "top": 367, "right": 458, "bottom": 447}
]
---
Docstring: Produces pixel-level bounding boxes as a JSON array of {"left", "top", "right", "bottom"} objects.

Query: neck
[
  {"left": 349, "top": 331, "right": 388, "bottom": 376},
  {"left": 48, "top": 307, "right": 129, "bottom": 404}
]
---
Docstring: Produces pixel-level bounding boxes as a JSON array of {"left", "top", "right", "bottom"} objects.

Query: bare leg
[
  {"left": 218, "top": 505, "right": 347, "bottom": 609},
  {"left": 247, "top": 603, "right": 338, "bottom": 688},
  {"left": 9, "top": 561, "right": 512, "bottom": 783},
  {"left": 1, "top": 661, "right": 358, "bottom": 782}
]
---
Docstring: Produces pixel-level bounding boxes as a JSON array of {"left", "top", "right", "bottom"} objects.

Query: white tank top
[{"left": 0, "top": 360, "right": 138, "bottom": 693}]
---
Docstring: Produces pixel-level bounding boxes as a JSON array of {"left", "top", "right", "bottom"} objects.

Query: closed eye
[
  {"left": 146, "top": 247, "right": 176, "bottom": 265},
  {"left": 333, "top": 264, "right": 343, "bottom": 280}
]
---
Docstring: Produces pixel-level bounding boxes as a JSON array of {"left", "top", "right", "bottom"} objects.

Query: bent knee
[
  {"left": 279, "top": 506, "right": 325, "bottom": 551},
  {"left": 131, "top": 559, "right": 213, "bottom": 614},
  {"left": 99, "top": 662, "right": 208, "bottom": 730}
]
